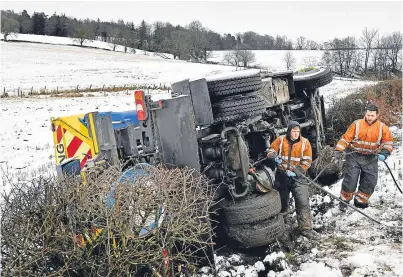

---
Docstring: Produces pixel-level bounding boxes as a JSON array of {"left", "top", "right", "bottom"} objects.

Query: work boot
[
  {"left": 339, "top": 197, "right": 349, "bottom": 212},
  {"left": 300, "top": 229, "right": 319, "bottom": 240},
  {"left": 354, "top": 198, "right": 368, "bottom": 209}
]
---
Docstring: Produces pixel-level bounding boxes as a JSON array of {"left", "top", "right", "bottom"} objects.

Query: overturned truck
[{"left": 51, "top": 67, "right": 333, "bottom": 249}]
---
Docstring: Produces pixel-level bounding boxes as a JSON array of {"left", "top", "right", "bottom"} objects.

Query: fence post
[
  {"left": 90, "top": 84, "right": 92, "bottom": 90},
  {"left": 76, "top": 85, "right": 79, "bottom": 92},
  {"left": 31, "top": 86, "right": 33, "bottom": 95}
]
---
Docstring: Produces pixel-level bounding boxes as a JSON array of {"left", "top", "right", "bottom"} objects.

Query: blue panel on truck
[{"left": 98, "top": 111, "right": 139, "bottom": 130}]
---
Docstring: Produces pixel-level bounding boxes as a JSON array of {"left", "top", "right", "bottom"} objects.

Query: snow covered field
[
  {"left": 0, "top": 34, "right": 234, "bottom": 94},
  {"left": 2, "top": 80, "right": 400, "bottom": 277},
  {"left": 0, "top": 36, "right": 401, "bottom": 276}
]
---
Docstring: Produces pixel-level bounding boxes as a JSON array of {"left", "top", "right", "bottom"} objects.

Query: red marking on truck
[
  {"left": 80, "top": 149, "right": 92, "bottom": 168},
  {"left": 56, "top": 125, "right": 63, "bottom": 143},
  {"left": 67, "top": 136, "right": 83, "bottom": 157}
]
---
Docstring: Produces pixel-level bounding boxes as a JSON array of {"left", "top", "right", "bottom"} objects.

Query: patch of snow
[
  {"left": 218, "top": 271, "right": 231, "bottom": 277},
  {"left": 227, "top": 254, "right": 243, "bottom": 264},
  {"left": 204, "top": 69, "right": 260, "bottom": 82},
  {"left": 293, "top": 68, "right": 328, "bottom": 81},
  {"left": 264, "top": 251, "right": 286, "bottom": 264},
  {"left": 254, "top": 261, "right": 265, "bottom": 272},
  {"left": 199, "top": 266, "right": 211, "bottom": 274},
  {"left": 295, "top": 262, "right": 343, "bottom": 277},
  {"left": 347, "top": 253, "right": 375, "bottom": 268}
]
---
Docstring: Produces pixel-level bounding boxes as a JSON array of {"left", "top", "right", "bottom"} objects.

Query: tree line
[
  {"left": 279, "top": 28, "right": 402, "bottom": 80},
  {"left": 1, "top": 9, "right": 327, "bottom": 60},
  {"left": 1, "top": 9, "right": 401, "bottom": 79},
  {"left": 321, "top": 29, "right": 402, "bottom": 79}
]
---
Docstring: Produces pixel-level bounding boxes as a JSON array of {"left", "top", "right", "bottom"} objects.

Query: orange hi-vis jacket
[
  {"left": 335, "top": 119, "right": 393, "bottom": 154},
  {"left": 267, "top": 135, "right": 312, "bottom": 171}
]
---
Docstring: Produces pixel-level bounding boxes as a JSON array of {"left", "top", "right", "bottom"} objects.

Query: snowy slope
[
  {"left": 0, "top": 33, "right": 174, "bottom": 58},
  {"left": 203, "top": 134, "right": 402, "bottom": 277},
  {"left": 0, "top": 34, "right": 235, "bottom": 94}
]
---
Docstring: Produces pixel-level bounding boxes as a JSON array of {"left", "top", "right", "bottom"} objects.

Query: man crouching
[{"left": 267, "top": 121, "right": 317, "bottom": 239}]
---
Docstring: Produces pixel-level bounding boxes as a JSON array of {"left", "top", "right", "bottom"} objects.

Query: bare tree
[
  {"left": 306, "top": 40, "right": 319, "bottom": 50},
  {"left": 233, "top": 45, "right": 255, "bottom": 68},
  {"left": 360, "top": 27, "right": 378, "bottom": 74},
  {"left": 321, "top": 51, "right": 333, "bottom": 68},
  {"left": 74, "top": 24, "right": 93, "bottom": 46},
  {"left": 283, "top": 51, "right": 296, "bottom": 70},
  {"left": 1, "top": 14, "right": 20, "bottom": 41},
  {"left": 107, "top": 27, "right": 121, "bottom": 51},
  {"left": 386, "top": 32, "right": 402, "bottom": 73},
  {"left": 330, "top": 38, "right": 346, "bottom": 75},
  {"left": 223, "top": 51, "right": 235, "bottom": 66},
  {"left": 374, "top": 36, "right": 391, "bottom": 79},
  {"left": 187, "top": 21, "right": 209, "bottom": 61},
  {"left": 303, "top": 56, "right": 319, "bottom": 68},
  {"left": 169, "top": 30, "right": 191, "bottom": 60},
  {"left": 296, "top": 36, "right": 306, "bottom": 50},
  {"left": 343, "top": 36, "right": 357, "bottom": 75}
]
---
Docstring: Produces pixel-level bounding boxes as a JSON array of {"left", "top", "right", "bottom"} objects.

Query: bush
[
  {"left": 325, "top": 79, "right": 402, "bottom": 145},
  {"left": 1, "top": 166, "right": 215, "bottom": 276}
]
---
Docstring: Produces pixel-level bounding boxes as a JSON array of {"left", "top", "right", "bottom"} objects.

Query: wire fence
[{"left": 1, "top": 83, "right": 171, "bottom": 98}]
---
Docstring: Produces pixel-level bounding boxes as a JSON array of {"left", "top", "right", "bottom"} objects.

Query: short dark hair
[{"left": 365, "top": 104, "right": 378, "bottom": 113}]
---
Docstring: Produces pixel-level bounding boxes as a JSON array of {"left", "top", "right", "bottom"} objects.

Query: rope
[
  {"left": 382, "top": 160, "right": 403, "bottom": 194},
  {"left": 292, "top": 166, "right": 400, "bottom": 230}
]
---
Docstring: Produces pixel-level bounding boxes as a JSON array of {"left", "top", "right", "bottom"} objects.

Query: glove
[
  {"left": 378, "top": 154, "right": 386, "bottom": 161},
  {"left": 274, "top": 157, "right": 283, "bottom": 165},
  {"left": 378, "top": 150, "right": 390, "bottom": 161},
  {"left": 331, "top": 150, "right": 343, "bottom": 164},
  {"left": 286, "top": 170, "right": 296, "bottom": 177}
]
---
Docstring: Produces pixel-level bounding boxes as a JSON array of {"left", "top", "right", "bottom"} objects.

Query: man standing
[
  {"left": 267, "top": 121, "right": 315, "bottom": 239},
  {"left": 332, "top": 104, "right": 393, "bottom": 210}
]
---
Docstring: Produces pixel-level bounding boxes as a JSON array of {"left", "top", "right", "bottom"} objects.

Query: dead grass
[{"left": 326, "top": 79, "right": 402, "bottom": 145}]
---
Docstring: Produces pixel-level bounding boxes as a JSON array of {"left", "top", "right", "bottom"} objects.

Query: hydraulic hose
[
  {"left": 292, "top": 166, "right": 400, "bottom": 230},
  {"left": 382, "top": 160, "right": 403, "bottom": 194}
]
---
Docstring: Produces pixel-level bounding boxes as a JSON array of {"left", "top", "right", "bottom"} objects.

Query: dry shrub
[
  {"left": 50, "top": 93, "right": 84, "bottom": 98},
  {"left": 363, "top": 79, "right": 402, "bottom": 127},
  {"left": 326, "top": 79, "right": 402, "bottom": 145},
  {"left": 1, "top": 165, "right": 215, "bottom": 276}
]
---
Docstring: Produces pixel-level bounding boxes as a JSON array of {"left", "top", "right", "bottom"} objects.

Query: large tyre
[
  {"left": 206, "top": 71, "right": 263, "bottom": 99},
  {"left": 224, "top": 215, "right": 285, "bottom": 248},
  {"left": 222, "top": 190, "right": 282, "bottom": 225},
  {"left": 212, "top": 94, "right": 266, "bottom": 123},
  {"left": 293, "top": 67, "right": 333, "bottom": 93}
]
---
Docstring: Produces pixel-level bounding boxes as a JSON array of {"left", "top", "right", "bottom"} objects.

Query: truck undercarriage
[{"left": 51, "top": 67, "right": 334, "bottom": 251}]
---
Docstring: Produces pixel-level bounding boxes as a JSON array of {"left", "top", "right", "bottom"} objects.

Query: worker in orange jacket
[
  {"left": 267, "top": 121, "right": 315, "bottom": 239},
  {"left": 332, "top": 104, "right": 393, "bottom": 211}
]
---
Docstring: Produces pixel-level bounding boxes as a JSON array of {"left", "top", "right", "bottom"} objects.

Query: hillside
[{"left": 0, "top": 33, "right": 235, "bottom": 94}]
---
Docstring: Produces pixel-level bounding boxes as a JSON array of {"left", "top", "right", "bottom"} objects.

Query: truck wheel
[
  {"left": 212, "top": 94, "right": 266, "bottom": 123},
  {"left": 224, "top": 215, "right": 285, "bottom": 248},
  {"left": 293, "top": 67, "right": 332, "bottom": 93},
  {"left": 222, "top": 190, "right": 282, "bottom": 225},
  {"left": 207, "top": 71, "right": 262, "bottom": 99}
]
